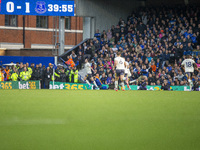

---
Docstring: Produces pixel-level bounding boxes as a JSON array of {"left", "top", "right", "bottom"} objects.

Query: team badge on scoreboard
[{"left": 35, "top": 1, "right": 47, "bottom": 14}]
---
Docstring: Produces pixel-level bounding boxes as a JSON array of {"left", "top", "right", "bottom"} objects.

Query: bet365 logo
[
  {"left": 18, "top": 82, "right": 36, "bottom": 89},
  {"left": 18, "top": 82, "right": 29, "bottom": 89}
]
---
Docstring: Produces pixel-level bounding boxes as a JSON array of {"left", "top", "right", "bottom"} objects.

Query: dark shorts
[
  {"left": 124, "top": 73, "right": 128, "bottom": 77},
  {"left": 115, "top": 69, "right": 124, "bottom": 77},
  {"left": 86, "top": 74, "right": 93, "bottom": 80},
  {"left": 185, "top": 72, "right": 193, "bottom": 78}
]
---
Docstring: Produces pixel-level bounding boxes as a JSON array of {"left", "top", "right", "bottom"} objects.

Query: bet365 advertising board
[
  {"left": 0, "top": 81, "right": 40, "bottom": 89},
  {"left": 49, "top": 82, "right": 200, "bottom": 91}
]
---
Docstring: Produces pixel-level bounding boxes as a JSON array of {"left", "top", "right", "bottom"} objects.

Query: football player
[
  {"left": 181, "top": 55, "right": 197, "bottom": 91},
  {"left": 114, "top": 52, "right": 126, "bottom": 91},
  {"left": 83, "top": 58, "right": 98, "bottom": 90}
]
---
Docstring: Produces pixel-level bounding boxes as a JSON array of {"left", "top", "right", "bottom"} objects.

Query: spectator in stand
[
  {"left": 58, "top": 5, "right": 200, "bottom": 89},
  {"left": 106, "top": 73, "right": 112, "bottom": 85},
  {"left": 84, "top": 46, "right": 92, "bottom": 60},
  {"left": 78, "top": 45, "right": 83, "bottom": 53},
  {"left": 100, "top": 72, "right": 107, "bottom": 84},
  {"left": 65, "top": 56, "right": 75, "bottom": 68},
  {"left": 70, "top": 51, "right": 77, "bottom": 61},
  {"left": 176, "top": 71, "right": 184, "bottom": 82},
  {"left": 93, "top": 37, "right": 100, "bottom": 50},
  {"left": 196, "top": 59, "right": 200, "bottom": 70},
  {"left": 161, "top": 79, "right": 171, "bottom": 91},
  {"left": 148, "top": 73, "right": 155, "bottom": 85},
  {"left": 94, "top": 29, "right": 101, "bottom": 41},
  {"left": 107, "top": 29, "right": 112, "bottom": 41}
]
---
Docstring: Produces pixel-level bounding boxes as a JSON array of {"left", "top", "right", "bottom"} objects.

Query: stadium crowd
[
  {"left": 64, "top": 5, "right": 200, "bottom": 88},
  {"left": 1, "top": 5, "right": 200, "bottom": 90}
]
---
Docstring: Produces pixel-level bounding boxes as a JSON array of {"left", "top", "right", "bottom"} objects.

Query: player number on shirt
[
  {"left": 186, "top": 62, "right": 192, "bottom": 67},
  {"left": 119, "top": 60, "right": 123, "bottom": 64}
]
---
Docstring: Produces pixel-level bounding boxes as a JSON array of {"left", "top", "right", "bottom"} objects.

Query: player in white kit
[
  {"left": 84, "top": 58, "right": 99, "bottom": 89},
  {"left": 114, "top": 52, "right": 126, "bottom": 91},
  {"left": 124, "top": 61, "right": 131, "bottom": 90},
  {"left": 181, "top": 55, "right": 196, "bottom": 91}
]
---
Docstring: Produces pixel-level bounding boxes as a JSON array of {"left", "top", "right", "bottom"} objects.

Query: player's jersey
[
  {"left": 114, "top": 56, "right": 125, "bottom": 70},
  {"left": 84, "top": 62, "right": 92, "bottom": 74},
  {"left": 181, "top": 59, "right": 195, "bottom": 72}
]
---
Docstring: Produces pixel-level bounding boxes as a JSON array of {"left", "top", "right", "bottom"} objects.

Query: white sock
[
  {"left": 188, "top": 79, "right": 192, "bottom": 85},
  {"left": 121, "top": 81, "right": 124, "bottom": 89},
  {"left": 115, "top": 81, "right": 118, "bottom": 89},
  {"left": 86, "top": 80, "right": 90, "bottom": 86},
  {"left": 188, "top": 79, "right": 193, "bottom": 90},
  {"left": 130, "top": 80, "right": 136, "bottom": 83},
  {"left": 93, "top": 81, "right": 98, "bottom": 88}
]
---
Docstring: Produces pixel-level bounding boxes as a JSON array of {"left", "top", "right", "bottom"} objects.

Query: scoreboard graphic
[
  {"left": 0, "top": 0, "right": 2, "bottom": 12},
  {"left": 0, "top": 0, "right": 74, "bottom": 16}
]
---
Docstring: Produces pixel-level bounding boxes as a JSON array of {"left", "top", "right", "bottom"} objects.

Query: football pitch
[{"left": 0, "top": 90, "right": 200, "bottom": 150}]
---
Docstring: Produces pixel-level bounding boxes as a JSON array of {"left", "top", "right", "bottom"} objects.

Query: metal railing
[{"left": 58, "top": 38, "right": 93, "bottom": 83}]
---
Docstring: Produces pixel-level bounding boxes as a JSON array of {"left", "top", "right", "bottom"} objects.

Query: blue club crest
[{"left": 35, "top": 1, "right": 46, "bottom": 14}]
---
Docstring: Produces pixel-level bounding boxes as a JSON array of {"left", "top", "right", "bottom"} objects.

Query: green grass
[{"left": 0, "top": 90, "right": 200, "bottom": 150}]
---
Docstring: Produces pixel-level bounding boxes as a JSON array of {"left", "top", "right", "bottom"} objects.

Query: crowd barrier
[
  {"left": 49, "top": 82, "right": 200, "bottom": 91},
  {"left": 0, "top": 81, "right": 40, "bottom": 89}
]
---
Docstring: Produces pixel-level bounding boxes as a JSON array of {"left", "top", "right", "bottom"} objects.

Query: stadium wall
[
  {"left": 0, "top": 56, "right": 54, "bottom": 67},
  {"left": 76, "top": 0, "right": 140, "bottom": 35},
  {"left": 0, "top": 15, "right": 83, "bottom": 56},
  {"left": 145, "top": 0, "right": 200, "bottom": 6}
]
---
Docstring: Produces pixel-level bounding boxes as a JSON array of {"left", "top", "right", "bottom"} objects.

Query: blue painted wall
[{"left": 0, "top": 56, "right": 54, "bottom": 68}]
